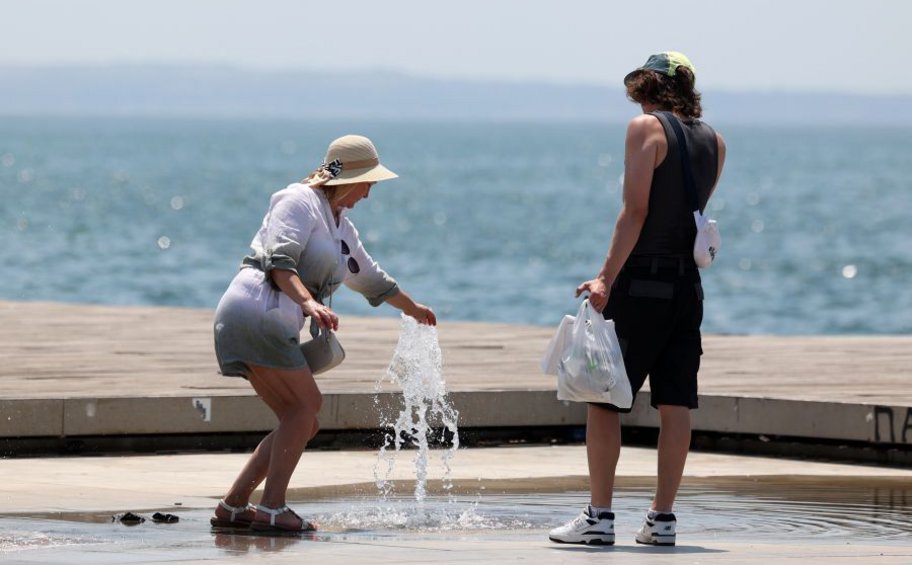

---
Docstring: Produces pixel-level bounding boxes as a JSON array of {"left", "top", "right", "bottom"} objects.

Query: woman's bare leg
[
  {"left": 214, "top": 364, "right": 322, "bottom": 529},
  {"left": 223, "top": 430, "right": 276, "bottom": 503},
  {"left": 211, "top": 430, "right": 276, "bottom": 524}
]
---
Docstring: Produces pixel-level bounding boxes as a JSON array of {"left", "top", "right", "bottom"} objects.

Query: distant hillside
[{"left": 1, "top": 65, "right": 909, "bottom": 125}]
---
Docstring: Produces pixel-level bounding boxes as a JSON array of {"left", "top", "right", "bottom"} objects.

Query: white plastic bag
[
  {"left": 540, "top": 314, "right": 574, "bottom": 376},
  {"left": 552, "top": 300, "right": 632, "bottom": 408}
]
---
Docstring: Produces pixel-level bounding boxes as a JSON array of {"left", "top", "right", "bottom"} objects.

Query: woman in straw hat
[
  {"left": 210, "top": 134, "right": 436, "bottom": 533},
  {"left": 549, "top": 52, "right": 726, "bottom": 546}
]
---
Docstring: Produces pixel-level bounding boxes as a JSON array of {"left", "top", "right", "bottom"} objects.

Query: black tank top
[{"left": 629, "top": 112, "right": 718, "bottom": 259}]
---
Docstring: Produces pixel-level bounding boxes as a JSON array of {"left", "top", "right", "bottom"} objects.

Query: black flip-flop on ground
[
  {"left": 152, "top": 512, "right": 179, "bottom": 524},
  {"left": 113, "top": 512, "right": 145, "bottom": 525}
]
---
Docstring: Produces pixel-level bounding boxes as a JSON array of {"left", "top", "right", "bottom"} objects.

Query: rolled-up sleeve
[
  {"left": 341, "top": 219, "right": 399, "bottom": 306},
  {"left": 260, "top": 193, "right": 316, "bottom": 277}
]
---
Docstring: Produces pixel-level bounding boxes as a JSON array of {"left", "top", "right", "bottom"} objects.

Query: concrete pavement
[
  {"left": 2, "top": 301, "right": 912, "bottom": 454},
  {"left": 2, "top": 300, "right": 911, "bottom": 562},
  {"left": 1, "top": 445, "right": 911, "bottom": 563}
]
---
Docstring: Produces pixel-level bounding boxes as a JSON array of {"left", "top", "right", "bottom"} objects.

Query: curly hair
[{"left": 625, "top": 67, "right": 703, "bottom": 119}]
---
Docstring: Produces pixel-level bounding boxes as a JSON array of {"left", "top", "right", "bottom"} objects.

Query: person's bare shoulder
[
  {"left": 627, "top": 113, "right": 663, "bottom": 135},
  {"left": 627, "top": 114, "right": 666, "bottom": 147},
  {"left": 715, "top": 132, "right": 727, "bottom": 166},
  {"left": 626, "top": 113, "right": 666, "bottom": 166}
]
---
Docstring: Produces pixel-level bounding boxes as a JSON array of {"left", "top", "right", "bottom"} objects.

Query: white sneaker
[
  {"left": 549, "top": 506, "right": 615, "bottom": 545},
  {"left": 635, "top": 511, "right": 676, "bottom": 546}
]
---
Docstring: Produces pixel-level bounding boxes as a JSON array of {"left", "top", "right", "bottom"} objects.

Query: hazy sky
[{"left": 2, "top": 0, "right": 909, "bottom": 94}]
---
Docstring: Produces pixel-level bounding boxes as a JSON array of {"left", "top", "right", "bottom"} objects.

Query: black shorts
[{"left": 594, "top": 257, "right": 704, "bottom": 412}]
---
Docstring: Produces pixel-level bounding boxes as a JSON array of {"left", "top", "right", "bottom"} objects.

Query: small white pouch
[
  {"left": 300, "top": 328, "right": 345, "bottom": 375},
  {"left": 298, "top": 289, "right": 345, "bottom": 375},
  {"left": 693, "top": 210, "right": 721, "bottom": 268},
  {"left": 659, "top": 110, "right": 722, "bottom": 269}
]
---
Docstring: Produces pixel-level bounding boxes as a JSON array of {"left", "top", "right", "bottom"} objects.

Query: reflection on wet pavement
[{"left": 1, "top": 481, "right": 910, "bottom": 562}]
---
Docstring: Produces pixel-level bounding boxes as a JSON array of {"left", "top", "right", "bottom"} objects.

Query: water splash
[
  {"left": 314, "top": 497, "right": 514, "bottom": 533},
  {"left": 374, "top": 315, "right": 460, "bottom": 503}
]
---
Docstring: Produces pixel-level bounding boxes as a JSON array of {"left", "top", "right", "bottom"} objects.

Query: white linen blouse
[
  {"left": 243, "top": 182, "right": 399, "bottom": 307},
  {"left": 212, "top": 183, "right": 398, "bottom": 377}
]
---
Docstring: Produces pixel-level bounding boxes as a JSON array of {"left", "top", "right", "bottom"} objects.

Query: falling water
[{"left": 374, "top": 315, "right": 460, "bottom": 502}]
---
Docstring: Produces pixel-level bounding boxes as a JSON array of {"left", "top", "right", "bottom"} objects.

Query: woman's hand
[
  {"left": 576, "top": 278, "right": 610, "bottom": 312},
  {"left": 386, "top": 291, "right": 437, "bottom": 326},
  {"left": 269, "top": 270, "right": 338, "bottom": 330},
  {"left": 301, "top": 299, "right": 339, "bottom": 331},
  {"left": 405, "top": 303, "right": 437, "bottom": 326}
]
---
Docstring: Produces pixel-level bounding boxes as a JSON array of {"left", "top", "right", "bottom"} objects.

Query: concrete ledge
[
  {"left": 61, "top": 397, "right": 274, "bottom": 436},
  {"left": 447, "top": 391, "right": 586, "bottom": 427},
  {"left": 628, "top": 395, "right": 912, "bottom": 445},
  {"left": 3, "top": 391, "right": 911, "bottom": 450},
  {"left": 0, "top": 399, "right": 64, "bottom": 437},
  {"left": 1, "top": 301, "right": 910, "bottom": 454}
]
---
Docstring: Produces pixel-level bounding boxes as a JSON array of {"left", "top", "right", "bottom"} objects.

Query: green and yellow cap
[{"left": 624, "top": 51, "right": 696, "bottom": 85}]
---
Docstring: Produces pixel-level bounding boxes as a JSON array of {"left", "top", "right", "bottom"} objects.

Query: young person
[{"left": 550, "top": 52, "right": 727, "bottom": 546}]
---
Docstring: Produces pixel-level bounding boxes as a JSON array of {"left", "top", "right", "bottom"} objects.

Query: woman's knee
[
  {"left": 286, "top": 381, "right": 322, "bottom": 415},
  {"left": 247, "top": 365, "right": 322, "bottom": 415},
  {"left": 309, "top": 418, "right": 320, "bottom": 441},
  {"left": 277, "top": 406, "right": 318, "bottom": 438},
  {"left": 309, "top": 389, "right": 323, "bottom": 414}
]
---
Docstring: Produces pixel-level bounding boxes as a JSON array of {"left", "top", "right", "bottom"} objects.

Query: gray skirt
[{"left": 213, "top": 268, "right": 310, "bottom": 379}]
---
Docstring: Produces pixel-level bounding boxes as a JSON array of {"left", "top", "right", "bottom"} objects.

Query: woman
[
  {"left": 210, "top": 134, "right": 436, "bottom": 533},
  {"left": 549, "top": 52, "right": 726, "bottom": 546}
]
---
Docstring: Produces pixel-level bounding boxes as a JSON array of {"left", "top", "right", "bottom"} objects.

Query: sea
[{"left": 2, "top": 116, "right": 910, "bottom": 335}]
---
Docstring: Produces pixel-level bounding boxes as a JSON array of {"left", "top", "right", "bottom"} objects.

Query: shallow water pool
[{"left": 1, "top": 481, "right": 909, "bottom": 563}]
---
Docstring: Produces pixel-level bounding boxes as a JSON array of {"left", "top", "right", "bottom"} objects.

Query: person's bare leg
[
  {"left": 224, "top": 430, "right": 276, "bottom": 502},
  {"left": 212, "top": 430, "right": 276, "bottom": 524},
  {"left": 652, "top": 405, "right": 691, "bottom": 512},
  {"left": 257, "top": 366, "right": 320, "bottom": 506},
  {"left": 586, "top": 404, "right": 622, "bottom": 508},
  {"left": 258, "top": 405, "right": 315, "bottom": 505},
  {"left": 227, "top": 365, "right": 322, "bottom": 529}
]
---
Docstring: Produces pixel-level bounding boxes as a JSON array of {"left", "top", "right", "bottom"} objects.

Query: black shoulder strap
[{"left": 655, "top": 111, "right": 699, "bottom": 213}]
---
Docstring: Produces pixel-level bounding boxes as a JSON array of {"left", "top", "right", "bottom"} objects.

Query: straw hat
[{"left": 320, "top": 135, "right": 398, "bottom": 186}]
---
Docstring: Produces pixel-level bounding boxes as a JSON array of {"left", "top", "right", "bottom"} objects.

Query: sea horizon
[{"left": 4, "top": 116, "right": 910, "bottom": 335}]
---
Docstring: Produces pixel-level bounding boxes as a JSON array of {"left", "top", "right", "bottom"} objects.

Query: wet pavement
[
  {"left": 3, "top": 486, "right": 912, "bottom": 564},
  {"left": 4, "top": 486, "right": 912, "bottom": 564},
  {"left": 2, "top": 446, "right": 911, "bottom": 564}
]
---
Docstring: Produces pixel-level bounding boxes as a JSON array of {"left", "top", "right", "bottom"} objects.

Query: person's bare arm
[
  {"left": 386, "top": 290, "right": 437, "bottom": 326},
  {"left": 710, "top": 132, "right": 726, "bottom": 198},
  {"left": 576, "top": 114, "right": 663, "bottom": 311},
  {"left": 270, "top": 269, "right": 338, "bottom": 330}
]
